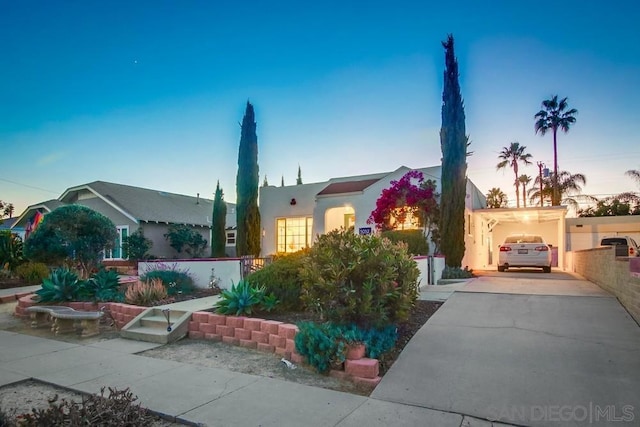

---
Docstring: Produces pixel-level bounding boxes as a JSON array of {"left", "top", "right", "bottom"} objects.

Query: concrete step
[{"left": 120, "top": 308, "right": 191, "bottom": 344}]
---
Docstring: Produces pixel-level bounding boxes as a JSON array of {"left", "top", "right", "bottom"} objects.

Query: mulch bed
[{"left": 0, "top": 278, "right": 30, "bottom": 290}]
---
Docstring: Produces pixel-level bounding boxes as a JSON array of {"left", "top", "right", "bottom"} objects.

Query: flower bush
[{"left": 300, "top": 229, "right": 419, "bottom": 328}]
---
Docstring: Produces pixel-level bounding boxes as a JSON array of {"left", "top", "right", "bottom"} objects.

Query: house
[
  {"left": 0, "top": 217, "right": 25, "bottom": 240},
  {"left": 12, "top": 181, "right": 237, "bottom": 260},
  {"left": 259, "top": 165, "right": 488, "bottom": 268}
]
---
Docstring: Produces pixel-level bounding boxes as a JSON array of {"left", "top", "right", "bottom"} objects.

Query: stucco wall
[
  {"left": 140, "top": 222, "right": 210, "bottom": 259},
  {"left": 573, "top": 247, "right": 640, "bottom": 323}
]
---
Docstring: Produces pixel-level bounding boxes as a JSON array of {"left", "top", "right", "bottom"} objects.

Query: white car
[{"left": 498, "top": 234, "right": 552, "bottom": 273}]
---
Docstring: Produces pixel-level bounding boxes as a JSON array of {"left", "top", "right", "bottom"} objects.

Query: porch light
[{"left": 290, "top": 198, "right": 296, "bottom": 205}]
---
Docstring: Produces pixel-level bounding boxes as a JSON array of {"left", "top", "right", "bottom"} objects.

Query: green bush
[
  {"left": 0, "top": 230, "right": 23, "bottom": 271},
  {"left": 215, "top": 280, "right": 279, "bottom": 315},
  {"left": 80, "top": 268, "right": 124, "bottom": 302},
  {"left": 294, "top": 322, "right": 398, "bottom": 373},
  {"left": 300, "top": 229, "right": 419, "bottom": 328},
  {"left": 381, "top": 229, "right": 429, "bottom": 256},
  {"left": 35, "top": 268, "right": 85, "bottom": 303},
  {"left": 139, "top": 262, "right": 195, "bottom": 295},
  {"left": 246, "top": 250, "right": 307, "bottom": 311},
  {"left": 15, "top": 262, "right": 49, "bottom": 285},
  {"left": 6, "top": 386, "right": 158, "bottom": 426},
  {"left": 441, "top": 266, "right": 474, "bottom": 279}
]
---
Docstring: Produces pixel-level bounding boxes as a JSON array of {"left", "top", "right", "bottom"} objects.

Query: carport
[{"left": 473, "top": 206, "right": 568, "bottom": 271}]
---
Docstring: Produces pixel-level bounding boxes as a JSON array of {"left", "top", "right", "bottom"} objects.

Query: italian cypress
[
  {"left": 296, "top": 165, "right": 303, "bottom": 185},
  {"left": 236, "top": 101, "right": 261, "bottom": 256},
  {"left": 211, "top": 181, "right": 227, "bottom": 257},
  {"left": 439, "top": 35, "right": 468, "bottom": 268}
]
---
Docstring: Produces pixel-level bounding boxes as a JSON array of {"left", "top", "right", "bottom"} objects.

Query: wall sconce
[{"left": 290, "top": 198, "right": 297, "bottom": 205}]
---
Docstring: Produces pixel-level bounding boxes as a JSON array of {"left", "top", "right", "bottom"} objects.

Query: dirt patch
[
  {"left": 141, "top": 300, "right": 442, "bottom": 394},
  {"left": 0, "top": 380, "right": 180, "bottom": 426},
  {"left": 0, "top": 277, "right": 30, "bottom": 290}
]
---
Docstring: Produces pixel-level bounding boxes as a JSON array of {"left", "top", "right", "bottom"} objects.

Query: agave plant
[
  {"left": 80, "top": 268, "right": 124, "bottom": 302},
  {"left": 215, "top": 280, "right": 266, "bottom": 316},
  {"left": 35, "top": 268, "right": 85, "bottom": 303}
]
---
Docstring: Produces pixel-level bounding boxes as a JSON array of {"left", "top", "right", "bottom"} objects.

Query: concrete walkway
[
  {"left": 2, "top": 274, "right": 639, "bottom": 426},
  {"left": 373, "top": 273, "right": 640, "bottom": 426}
]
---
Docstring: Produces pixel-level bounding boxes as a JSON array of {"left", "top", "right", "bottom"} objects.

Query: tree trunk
[{"left": 553, "top": 126, "right": 559, "bottom": 206}]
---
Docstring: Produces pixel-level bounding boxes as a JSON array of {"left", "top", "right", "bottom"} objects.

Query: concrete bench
[{"left": 25, "top": 306, "right": 104, "bottom": 338}]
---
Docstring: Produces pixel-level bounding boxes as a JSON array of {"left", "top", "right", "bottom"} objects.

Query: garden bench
[{"left": 25, "top": 306, "right": 104, "bottom": 338}]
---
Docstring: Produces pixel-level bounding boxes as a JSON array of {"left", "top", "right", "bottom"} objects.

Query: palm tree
[
  {"left": 518, "top": 175, "right": 532, "bottom": 208},
  {"left": 534, "top": 95, "right": 578, "bottom": 206},
  {"left": 496, "top": 142, "right": 532, "bottom": 208},
  {"left": 486, "top": 187, "right": 508, "bottom": 208},
  {"left": 529, "top": 170, "right": 593, "bottom": 210},
  {"left": 626, "top": 169, "right": 640, "bottom": 185},
  {"left": 3, "top": 203, "right": 14, "bottom": 218}
]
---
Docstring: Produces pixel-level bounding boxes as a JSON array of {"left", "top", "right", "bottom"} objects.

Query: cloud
[{"left": 37, "top": 152, "right": 66, "bottom": 166}]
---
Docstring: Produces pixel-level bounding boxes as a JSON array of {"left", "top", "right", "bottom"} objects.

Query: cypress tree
[
  {"left": 281, "top": 176, "right": 284, "bottom": 187},
  {"left": 439, "top": 35, "right": 468, "bottom": 268},
  {"left": 236, "top": 101, "right": 261, "bottom": 256},
  {"left": 262, "top": 175, "right": 269, "bottom": 187},
  {"left": 211, "top": 180, "right": 227, "bottom": 257},
  {"left": 296, "top": 165, "right": 303, "bottom": 185}
]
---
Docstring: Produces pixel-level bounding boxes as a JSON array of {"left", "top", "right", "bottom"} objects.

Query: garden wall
[
  {"left": 187, "top": 311, "right": 381, "bottom": 388},
  {"left": 573, "top": 247, "right": 640, "bottom": 323},
  {"left": 138, "top": 259, "right": 242, "bottom": 290}
]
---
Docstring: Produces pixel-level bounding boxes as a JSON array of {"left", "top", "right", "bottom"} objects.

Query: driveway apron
[{"left": 373, "top": 272, "right": 640, "bottom": 426}]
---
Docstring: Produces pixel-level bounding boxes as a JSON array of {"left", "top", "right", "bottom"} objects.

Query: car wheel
[{"left": 543, "top": 266, "right": 551, "bottom": 273}]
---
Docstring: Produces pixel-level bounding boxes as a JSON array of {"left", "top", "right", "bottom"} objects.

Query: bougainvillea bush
[{"left": 300, "top": 229, "right": 419, "bottom": 328}]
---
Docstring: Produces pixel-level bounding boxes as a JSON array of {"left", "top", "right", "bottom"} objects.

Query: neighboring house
[
  {"left": 12, "top": 181, "right": 237, "bottom": 260},
  {"left": 259, "top": 165, "right": 488, "bottom": 269},
  {"left": 0, "top": 217, "right": 25, "bottom": 240}
]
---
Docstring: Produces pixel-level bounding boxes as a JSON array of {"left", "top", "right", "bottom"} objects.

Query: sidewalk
[{"left": 0, "top": 331, "right": 494, "bottom": 426}]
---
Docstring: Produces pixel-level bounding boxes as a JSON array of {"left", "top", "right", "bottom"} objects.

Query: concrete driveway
[{"left": 373, "top": 272, "right": 640, "bottom": 426}]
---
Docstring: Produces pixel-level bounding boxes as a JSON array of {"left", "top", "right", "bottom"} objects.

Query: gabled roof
[
  {"left": 60, "top": 181, "right": 232, "bottom": 227},
  {"left": 12, "top": 200, "right": 67, "bottom": 229}
]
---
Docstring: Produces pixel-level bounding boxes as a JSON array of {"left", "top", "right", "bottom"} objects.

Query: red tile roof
[{"left": 317, "top": 178, "right": 380, "bottom": 196}]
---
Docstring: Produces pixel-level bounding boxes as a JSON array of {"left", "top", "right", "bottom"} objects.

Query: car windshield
[{"left": 505, "top": 235, "right": 543, "bottom": 244}]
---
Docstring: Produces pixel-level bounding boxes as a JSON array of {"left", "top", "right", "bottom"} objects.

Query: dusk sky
[{"left": 2, "top": 1, "right": 639, "bottom": 217}]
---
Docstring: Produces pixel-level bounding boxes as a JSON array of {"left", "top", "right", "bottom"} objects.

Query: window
[
  {"left": 277, "top": 217, "right": 313, "bottom": 253},
  {"left": 390, "top": 208, "right": 422, "bottom": 230},
  {"left": 104, "top": 226, "right": 129, "bottom": 260},
  {"left": 226, "top": 231, "right": 236, "bottom": 246}
]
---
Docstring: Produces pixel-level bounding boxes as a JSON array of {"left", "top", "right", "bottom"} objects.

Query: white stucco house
[{"left": 259, "top": 165, "right": 488, "bottom": 269}]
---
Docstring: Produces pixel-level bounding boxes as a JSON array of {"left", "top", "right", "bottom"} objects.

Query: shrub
[
  {"left": 35, "top": 268, "right": 85, "bottom": 303},
  {"left": 294, "top": 322, "right": 350, "bottom": 373},
  {"left": 381, "top": 229, "right": 429, "bottom": 256},
  {"left": 9, "top": 386, "right": 158, "bottom": 426},
  {"left": 15, "top": 262, "right": 49, "bottom": 285},
  {"left": 294, "top": 322, "right": 398, "bottom": 373},
  {"left": 80, "top": 268, "right": 124, "bottom": 302},
  {"left": 300, "top": 229, "right": 419, "bottom": 328},
  {"left": 215, "top": 280, "right": 279, "bottom": 315},
  {"left": 122, "top": 228, "right": 152, "bottom": 261},
  {"left": 125, "top": 279, "right": 168, "bottom": 306},
  {"left": 441, "top": 266, "right": 474, "bottom": 280},
  {"left": 246, "top": 250, "right": 307, "bottom": 311},
  {"left": 0, "top": 230, "right": 23, "bottom": 271},
  {"left": 139, "top": 262, "right": 195, "bottom": 295}
]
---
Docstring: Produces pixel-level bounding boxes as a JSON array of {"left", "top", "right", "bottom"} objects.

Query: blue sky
[{"left": 2, "top": 0, "right": 639, "bottom": 216}]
